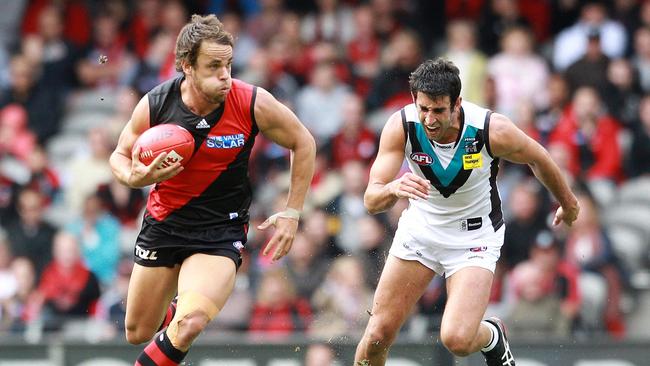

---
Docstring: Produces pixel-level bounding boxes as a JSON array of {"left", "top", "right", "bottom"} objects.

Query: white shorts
[{"left": 389, "top": 223, "right": 505, "bottom": 278}]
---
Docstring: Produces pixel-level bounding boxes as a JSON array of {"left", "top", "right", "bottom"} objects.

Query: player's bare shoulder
[
  {"left": 130, "top": 95, "right": 152, "bottom": 134},
  {"left": 377, "top": 110, "right": 408, "bottom": 150},
  {"left": 251, "top": 87, "right": 283, "bottom": 128},
  {"left": 487, "top": 112, "right": 525, "bottom": 158},
  {"left": 487, "top": 112, "right": 536, "bottom": 162}
]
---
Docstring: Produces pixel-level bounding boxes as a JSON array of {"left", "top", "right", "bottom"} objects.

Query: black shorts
[{"left": 133, "top": 216, "right": 246, "bottom": 269}]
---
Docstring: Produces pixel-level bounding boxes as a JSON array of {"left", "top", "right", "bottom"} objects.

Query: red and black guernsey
[{"left": 145, "top": 77, "right": 259, "bottom": 228}]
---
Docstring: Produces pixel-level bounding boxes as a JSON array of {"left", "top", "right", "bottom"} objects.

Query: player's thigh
[
  {"left": 177, "top": 253, "right": 237, "bottom": 311},
  {"left": 368, "top": 255, "right": 436, "bottom": 332},
  {"left": 441, "top": 266, "right": 493, "bottom": 337},
  {"left": 125, "top": 263, "right": 180, "bottom": 330}
]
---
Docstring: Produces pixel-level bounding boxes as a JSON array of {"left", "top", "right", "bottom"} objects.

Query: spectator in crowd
[
  {"left": 0, "top": 104, "right": 36, "bottom": 162},
  {"left": 366, "top": 0, "right": 403, "bottom": 41},
  {"left": 104, "top": 257, "right": 132, "bottom": 332},
  {"left": 102, "top": 86, "right": 141, "bottom": 145},
  {"left": 478, "top": 0, "right": 531, "bottom": 56},
  {"left": 507, "top": 231, "right": 581, "bottom": 338},
  {"left": 328, "top": 94, "right": 378, "bottom": 169},
  {"left": 2, "top": 257, "right": 40, "bottom": 332},
  {"left": 554, "top": 1, "right": 627, "bottom": 71},
  {"left": 263, "top": 14, "right": 310, "bottom": 86},
  {"left": 151, "top": 0, "right": 188, "bottom": 81},
  {"left": 443, "top": 19, "right": 488, "bottom": 106},
  {"left": 24, "top": 143, "right": 60, "bottom": 207},
  {"left": 210, "top": 250, "right": 254, "bottom": 331},
  {"left": 220, "top": 12, "right": 258, "bottom": 75},
  {"left": 95, "top": 179, "right": 145, "bottom": 228},
  {"left": 283, "top": 231, "right": 330, "bottom": 300},
  {"left": 536, "top": 74, "right": 572, "bottom": 145},
  {"left": 549, "top": 86, "right": 624, "bottom": 188},
  {"left": 24, "top": 5, "right": 79, "bottom": 94},
  {"left": 245, "top": 0, "right": 285, "bottom": 45},
  {"left": 0, "top": 53, "right": 63, "bottom": 143},
  {"left": 21, "top": 0, "right": 91, "bottom": 48},
  {"left": 414, "top": 277, "right": 451, "bottom": 334},
  {"left": 131, "top": 28, "right": 177, "bottom": 96},
  {"left": 603, "top": 58, "right": 643, "bottom": 127},
  {"left": 632, "top": 26, "right": 650, "bottom": 93},
  {"left": 346, "top": 4, "right": 381, "bottom": 97},
  {"left": 237, "top": 45, "right": 299, "bottom": 106},
  {"left": 513, "top": 100, "right": 542, "bottom": 142},
  {"left": 326, "top": 160, "right": 370, "bottom": 253},
  {"left": 310, "top": 256, "right": 373, "bottom": 339},
  {"left": 366, "top": 29, "right": 423, "bottom": 111},
  {"left": 488, "top": 26, "right": 549, "bottom": 120},
  {"left": 307, "top": 150, "right": 343, "bottom": 208},
  {"left": 302, "top": 206, "right": 343, "bottom": 259},
  {"left": 626, "top": 94, "right": 650, "bottom": 177},
  {"left": 295, "top": 61, "right": 352, "bottom": 146},
  {"left": 65, "top": 193, "right": 121, "bottom": 287},
  {"left": 76, "top": 12, "right": 138, "bottom": 90},
  {"left": 356, "top": 215, "right": 390, "bottom": 289},
  {"left": 301, "top": 0, "right": 355, "bottom": 45},
  {"left": 65, "top": 126, "right": 114, "bottom": 216},
  {"left": 5, "top": 188, "right": 56, "bottom": 279},
  {"left": 249, "top": 267, "right": 312, "bottom": 335},
  {"left": 502, "top": 179, "right": 548, "bottom": 270},
  {"left": 564, "top": 28, "right": 611, "bottom": 96},
  {"left": 128, "top": 0, "right": 163, "bottom": 60},
  {"left": 305, "top": 343, "right": 337, "bottom": 366},
  {"left": 564, "top": 189, "right": 628, "bottom": 338},
  {"left": 36, "top": 231, "right": 101, "bottom": 331}
]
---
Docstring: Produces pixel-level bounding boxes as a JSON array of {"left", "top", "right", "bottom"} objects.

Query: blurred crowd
[{"left": 0, "top": 0, "right": 649, "bottom": 345}]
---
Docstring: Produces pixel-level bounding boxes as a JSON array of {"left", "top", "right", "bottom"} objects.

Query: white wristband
[
  {"left": 267, "top": 208, "right": 301, "bottom": 225},
  {"left": 279, "top": 208, "right": 301, "bottom": 220}
]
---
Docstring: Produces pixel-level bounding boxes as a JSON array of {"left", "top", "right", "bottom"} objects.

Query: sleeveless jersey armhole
[
  {"left": 400, "top": 108, "right": 407, "bottom": 139},
  {"left": 250, "top": 86, "right": 259, "bottom": 134},
  {"left": 147, "top": 93, "right": 158, "bottom": 128},
  {"left": 483, "top": 110, "right": 494, "bottom": 158}
]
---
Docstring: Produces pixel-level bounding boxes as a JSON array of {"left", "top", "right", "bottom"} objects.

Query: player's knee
[
  {"left": 365, "top": 320, "right": 398, "bottom": 354},
  {"left": 125, "top": 324, "right": 155, "bottom": 345},
  {"left": 440, "top": 329, "right": 474, "bottom": 356},
  {"left": 171, "top": 310, "right": 210, "bottom": 348},
  {"left": 167, "top": 291, "right": 220, "bottom": 349}
]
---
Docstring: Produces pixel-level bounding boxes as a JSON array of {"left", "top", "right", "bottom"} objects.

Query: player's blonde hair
[{"left": 175, "top": 14, "right": 234, "bottom": 72}]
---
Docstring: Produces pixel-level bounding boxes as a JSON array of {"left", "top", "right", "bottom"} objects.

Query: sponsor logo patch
[
  {"left": 462, "top": 153, "right": 482, "bottom": 169},
  {"left": 135, "top": 245, "right": 158, "bottom": 260},
  {"left": 156, "top": 150, "right": 183, "bottom": 169},
  {"left": 410, "top": 152, "right": 433, "bottom": 165},
  {"left": 469, "top": 246, "right": 488, "bottom": 252},
  {"left": 206, "top": 134, "right": 245, "bottom": 149},
  {"left": 465, "top": 139, "right": 479, "bottom": 154},
  {"left": 196, "top": 119, "right": 210, "bottom": 129},
  {"left": 233, "top": 241, "right": 244, "bottom": 251}
]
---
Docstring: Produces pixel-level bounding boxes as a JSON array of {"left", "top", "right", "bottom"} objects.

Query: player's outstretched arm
[
  {"left": 489, "top": 113, "right": 579, "bottom": 226},
  {"left": 254, "top": 88, "right": 316, "bottom": 260},
  {"left": 364, "top": 112, "right": 430, "bottom": 215},
  {"left": 109, "top": 96, "right": 183, "bottom": 188}
]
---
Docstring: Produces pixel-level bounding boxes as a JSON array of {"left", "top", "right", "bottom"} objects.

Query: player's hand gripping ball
[{"left": 133, "top": 124, "right": 194, "bottom": 169}]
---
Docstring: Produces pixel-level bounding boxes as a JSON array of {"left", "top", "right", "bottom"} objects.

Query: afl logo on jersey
[{"left": 410, "top": 152, "right": 433, "bottom": 165}]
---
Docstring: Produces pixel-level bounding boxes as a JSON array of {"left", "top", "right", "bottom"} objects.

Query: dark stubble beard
[{"left": 191, "top": 73, "right": 225, "bottom": 105}]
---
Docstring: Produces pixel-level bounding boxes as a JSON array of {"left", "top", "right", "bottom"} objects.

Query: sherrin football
[{"left": 133, "top": 124, "right": 195, "bottom": 168}]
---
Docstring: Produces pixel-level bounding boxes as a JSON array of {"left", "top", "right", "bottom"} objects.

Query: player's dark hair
[
  {"left": 409, "top": 58, "right": 462, "bottom": 107},
  {"left": 175, "top": 14, "right": 234, "bottom": 72}
]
